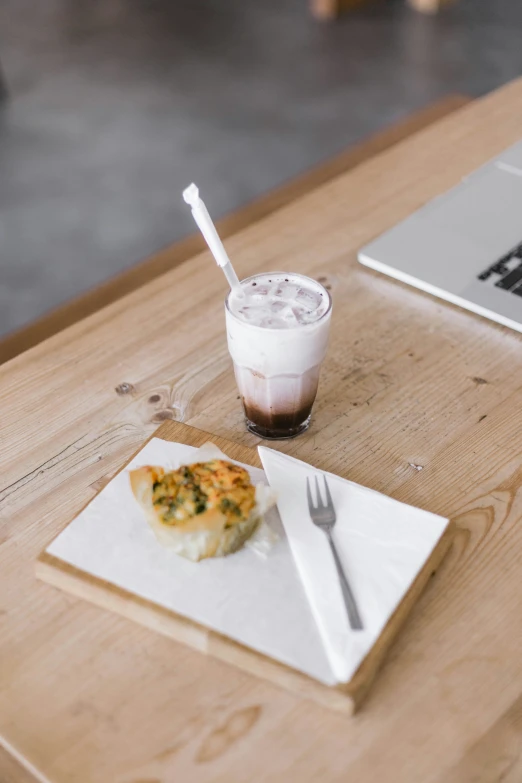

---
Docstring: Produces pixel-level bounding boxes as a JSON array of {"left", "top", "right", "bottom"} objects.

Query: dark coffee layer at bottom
[
  {"left": 243, "top": 400, "right": 314, "bottom": 440},
  {"left": 246, "top": 416, "right": 311, "bottom": 440}
]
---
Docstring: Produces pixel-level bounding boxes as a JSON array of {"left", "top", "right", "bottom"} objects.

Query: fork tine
[
  {"left": 314, "top": 475, "right": 323, "bottom": 508},
  {"left": 323, "top": 475, "right": 334, "bottom": 510},
  {"left": 306, "top": 476, "right": 315, "bottom": 513}
]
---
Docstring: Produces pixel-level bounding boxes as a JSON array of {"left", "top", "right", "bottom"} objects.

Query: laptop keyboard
[{"left": 478, "top": 241, "right": 522, "bottom": 296}]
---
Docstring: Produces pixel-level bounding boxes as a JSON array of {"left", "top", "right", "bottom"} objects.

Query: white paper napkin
[{"left": 258, "top": 446, "right": 449, "bottom": 684}]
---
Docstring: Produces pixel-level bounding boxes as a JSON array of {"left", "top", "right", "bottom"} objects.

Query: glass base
[{"left": 245, "top": 414, "right": 311, "bottom": 440}]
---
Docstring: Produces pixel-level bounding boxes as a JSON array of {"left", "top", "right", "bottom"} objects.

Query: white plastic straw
[{"left": 183, "top": 183, "right": 243, "bottom": 296}]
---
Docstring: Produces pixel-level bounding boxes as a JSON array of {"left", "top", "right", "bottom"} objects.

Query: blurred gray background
[{"left": 0, "top": 0, "right": 521, "bottom": 337}]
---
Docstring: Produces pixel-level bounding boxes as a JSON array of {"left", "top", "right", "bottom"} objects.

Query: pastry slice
[{"left": 129, "top": 459, "right": 260, "bottom": 561}]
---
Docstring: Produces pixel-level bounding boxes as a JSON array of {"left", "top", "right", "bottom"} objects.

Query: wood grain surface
[
  {"left": 0, "top": 94, "right": 469, "bottom": 366},
  {"left": 36, "top": 420, "right": 453, "bottom": 716},
  {"left": 2, "top": 80, "right": 522, "bottom": 782},
  {"left": 0, "top": 745, "right": 39, "bottom": 783}
]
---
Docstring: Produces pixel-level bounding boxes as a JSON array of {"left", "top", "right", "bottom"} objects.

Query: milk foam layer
[
  {"left": 228, "top": 273, "right": 329, "bottom": 329},
  {"left": 226, "top": 272, "right": 331, "bottom": 378}
]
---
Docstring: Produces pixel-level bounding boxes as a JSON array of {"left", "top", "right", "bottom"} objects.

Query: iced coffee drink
[{"left": 225, "top": 272, "right": 332, "bottom": 439}]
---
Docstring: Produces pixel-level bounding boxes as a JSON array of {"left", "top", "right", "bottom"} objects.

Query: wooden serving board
[{"left": 36, "top": 420, "right": 454, "bottom": 714}]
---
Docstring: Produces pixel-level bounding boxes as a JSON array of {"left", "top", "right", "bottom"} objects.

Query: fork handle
[{"left": 326, "top": 531, "right": 364, "bottom": 631}]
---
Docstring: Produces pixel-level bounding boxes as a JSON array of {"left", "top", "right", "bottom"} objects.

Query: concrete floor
[{"left": 0, "top": 0, "right": 521, "bottom": 337}]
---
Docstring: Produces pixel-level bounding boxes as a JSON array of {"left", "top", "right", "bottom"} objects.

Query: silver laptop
[{"left": 358, "top": 140, "right": 522, "bottom": 333}]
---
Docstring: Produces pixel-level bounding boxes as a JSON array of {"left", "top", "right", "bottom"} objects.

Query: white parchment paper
[
  {"left": 46, "top": 437, "right": 449, "bottom": 687},
  {"left": 47, "top": 437, "right": 334, "bottom": 684}
]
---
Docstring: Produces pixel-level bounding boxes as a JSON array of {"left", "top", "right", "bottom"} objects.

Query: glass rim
[{"left": 224, "top": 271, "right": 332, "bottom": 332}]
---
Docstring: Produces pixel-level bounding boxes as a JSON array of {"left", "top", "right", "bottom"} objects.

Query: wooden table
[
  {"left": 2, "top": 80, "right": 522, "bottom": 782},
  {"left": 311, "top": 0, "right": 454, "bottom": 20}
]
